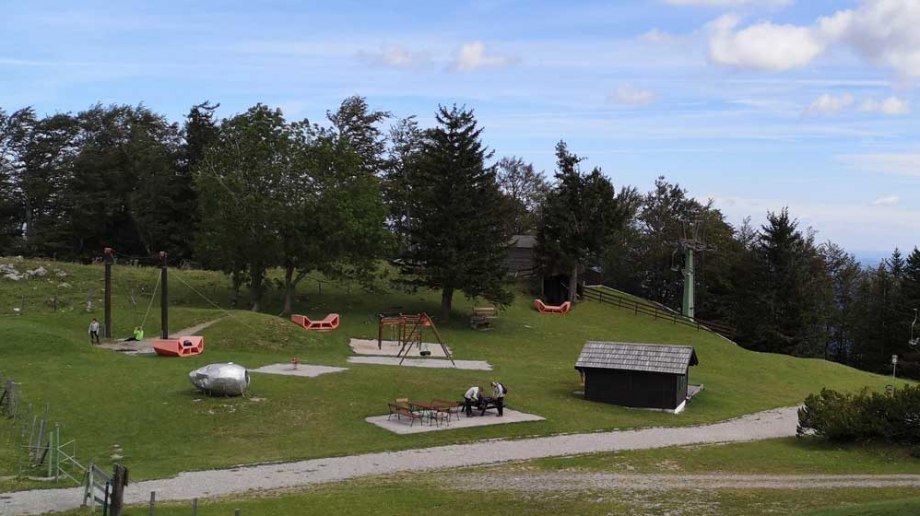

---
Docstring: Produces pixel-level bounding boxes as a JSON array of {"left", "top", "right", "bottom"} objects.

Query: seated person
[
  {"left": 123, "top": 326, "right": 144, "bottom": 342},
  {"left": 463, "top": 386, "right": 483, "bottom": 417}
]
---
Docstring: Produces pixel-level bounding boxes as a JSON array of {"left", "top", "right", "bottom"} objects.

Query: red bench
[
  {"left": 534, "top": 299, "right": 571, "bottom": 314},
  {"left": 291, "top": 313, "right": 340, "bottom": 331},
  {"left": 154, "top": 336, "right": 204, "bottom": 357}
]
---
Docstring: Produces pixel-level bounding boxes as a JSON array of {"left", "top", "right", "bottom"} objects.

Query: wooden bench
[
  {"left": 387, "top": 402, "right": 424, "bottom": 426},
  {"left": 470, "top": 306, "right": 498, "bottom": 329}
]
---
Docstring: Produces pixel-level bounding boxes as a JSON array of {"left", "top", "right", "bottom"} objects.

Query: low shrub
[{"left": 797, "top": 384, "right": 920, "bottom": 444}]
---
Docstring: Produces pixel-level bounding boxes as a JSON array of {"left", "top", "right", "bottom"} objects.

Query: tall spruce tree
[
  {"left": 399, "top": 105, "right": 513, "bottom": 320},
  {"left": 537, "top": 141, "right": 633, "bottom": 303}
]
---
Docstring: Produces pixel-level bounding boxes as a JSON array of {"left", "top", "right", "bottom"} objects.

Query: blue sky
[{"left": 2, "top": 0, "right": 919, "bottom": 258}]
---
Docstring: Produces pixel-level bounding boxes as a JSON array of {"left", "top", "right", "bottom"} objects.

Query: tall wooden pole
[
  {"left": 160, "top": 251, "right": 169, "bottom": 339},
  {"left": 103, "top": 248, "right": 114, "bottom": 339}
]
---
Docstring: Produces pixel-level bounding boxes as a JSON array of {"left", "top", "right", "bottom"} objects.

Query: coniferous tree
[
  {"left": 399, "top": 105, "right": 513, "bottom": 320},
  {"left": 538, "top": 141, "right": 633, "bottom": 303}
]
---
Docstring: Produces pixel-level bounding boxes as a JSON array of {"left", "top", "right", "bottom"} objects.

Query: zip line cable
[
  {"left": 139, "top": 273, "right": 161, "bottom": 329},
  {"left": 171, "top": 271, "right": 262, "bottom": 333}
]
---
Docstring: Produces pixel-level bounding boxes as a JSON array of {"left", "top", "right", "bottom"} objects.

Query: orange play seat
[
  {"left": 154, "top": 336, "right": 204, "bottom": 357},
  {"left": 534, "top": 299, "right": 572, "bottom": 314},
  {"left": 291, "top": 313, "right": 340, "bottom": 331}
]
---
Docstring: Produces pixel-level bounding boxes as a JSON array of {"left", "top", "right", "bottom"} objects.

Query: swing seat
[
  {"left": 534, "top": 299, "right": 571, "bottom": 314},
  {"left": 154, "top": 336, "right": 205, "bottom": 357},
  {"left": 291, "top": 313, "right": 340, "bottom": 331}
]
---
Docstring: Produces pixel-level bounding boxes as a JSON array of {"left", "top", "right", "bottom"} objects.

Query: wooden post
[
  {"left": 104, "top": 248, "right": 114, "bottom": 339},
  {"left": 191, "top": 498, "right": 198, "bottom": 516},
  {"left": 110, "top": 464, "right": 128, "bottom": 516},
  {"left": 159, "top": 252, "right": 168, "bottom": 339},
  {"left": 149, "top": 491, "right": 156, "bottom": 515}
]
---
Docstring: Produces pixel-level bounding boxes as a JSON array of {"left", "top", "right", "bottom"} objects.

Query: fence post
[
  {"left": 192, "top": 498, "right": 198, "bottom": 516},
  {"left": 149, "top": 491, "right": 155, "bottom": 515}
]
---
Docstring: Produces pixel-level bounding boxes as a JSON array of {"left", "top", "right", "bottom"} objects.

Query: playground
[{"left": 0, "top": 257, "right": 912, "bottom": 512}]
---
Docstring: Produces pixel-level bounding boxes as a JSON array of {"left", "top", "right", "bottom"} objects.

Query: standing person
[
  {"left": 88, "top": 318, "right": 101, "bottom": 344},
  {"left": 491, "top": 381, "right": 507, "bottom": 417},
  {"left": 463, "top": 386, "right": 482, "bottom": 417}
]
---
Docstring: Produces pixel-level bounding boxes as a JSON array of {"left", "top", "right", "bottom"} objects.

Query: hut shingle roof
[{"left": 575, "top": 341, "right": 698, "bottom": 375}]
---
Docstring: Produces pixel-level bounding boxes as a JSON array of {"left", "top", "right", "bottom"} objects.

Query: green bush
[{"left": 797, "top": 385, "right": 920, "bottom": 444}]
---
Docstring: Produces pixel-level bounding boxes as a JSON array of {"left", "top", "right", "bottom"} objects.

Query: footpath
[{"left": 1, "top": 407, "right": 804, "bottom": 514}]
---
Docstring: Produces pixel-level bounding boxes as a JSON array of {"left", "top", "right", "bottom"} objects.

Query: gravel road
[{"left": 2, "top": 406, "right": 810, "bottom": 514}]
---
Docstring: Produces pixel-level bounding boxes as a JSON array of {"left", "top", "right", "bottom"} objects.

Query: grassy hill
[{"left": 0, "top": 257, "right": 905, "bottom": 487}]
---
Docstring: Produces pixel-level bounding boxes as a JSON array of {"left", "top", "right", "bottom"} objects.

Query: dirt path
[{"left": 96, "top": 317, "right": 228, "bottom": 355}]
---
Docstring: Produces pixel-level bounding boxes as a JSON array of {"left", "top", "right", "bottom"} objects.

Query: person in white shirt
[
  {"left": 463, "top": 386, "right": 482, "bottom": 417},
  {"left": 88, "top": 318, "right": 101, "bottom": 344},
  {"left": 491, "top": 381, "right": 507, "bottom": 416}
]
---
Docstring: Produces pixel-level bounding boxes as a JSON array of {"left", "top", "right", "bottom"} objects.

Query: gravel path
[
  {"left": 450, "top": 472, "right": 920, "bottom": 491},
  {"left": 2, "top": 406, "right": 813, "bottom": 515}
]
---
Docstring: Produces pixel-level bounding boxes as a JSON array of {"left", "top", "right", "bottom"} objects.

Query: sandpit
[
  {"left": 250, "top": 363, "right": 347, "bottom": 378},
  {"left": 349, "top": 338, "right": 451, "bottom": 357},
  {"left": 367, "top": 408, "right": 544, "bottom": 434},
  {"left": 348, "top": 356, "right": 492, "bottom": 370}
]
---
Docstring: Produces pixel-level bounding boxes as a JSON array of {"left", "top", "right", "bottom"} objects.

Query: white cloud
[
  {"left": 839, "top": 152, "right": 920, "bottom": 176},
  {"left": 639, "top": 29, "right": 676, "bottom": 44},
  {"left": 871, "top": 195, "right": 900, "bottom": 207},
  {"left": 839, "top": 0, "right": 920, "bottom": 78},
  {"left": 452, "top": 42, "right": 514, "bottom": 72},
  {"left": 665, "top": 0, "right": 793, "bottom": 5},
  {"left": 705, "top": 1, "right": 920, "bottom": 77},
  {"left": 610, "top": 85, "right": 657, "bottom": 105},
  {"left": 860, "top": 96, "right": 911, "bottom": 115},
  {"left": 804, "top": 93, "right": 854, "bottom": 115},
  {"left": 357, "top": 45, "right": 429, "bottom": 68},
  {"left": 707, "top": 15, "right": 825, "bottom": 71}
]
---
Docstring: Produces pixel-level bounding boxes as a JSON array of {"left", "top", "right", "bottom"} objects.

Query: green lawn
[{"left": 0, "top": 258, "right": 909, "bottom": 490}]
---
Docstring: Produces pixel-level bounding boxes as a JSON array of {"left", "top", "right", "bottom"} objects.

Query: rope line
[
  {"left": 171, "top": 272, "right": 261, "bottom": 333},
  {"left": 140, "top": 273, "right": 161, "bottom": 329}
]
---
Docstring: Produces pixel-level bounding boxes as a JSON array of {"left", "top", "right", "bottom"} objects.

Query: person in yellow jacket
[{"left": 124, "top": 326, "right": 144, "bottom": 342}]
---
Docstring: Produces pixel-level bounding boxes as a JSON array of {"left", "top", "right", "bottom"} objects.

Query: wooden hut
[{"left": 575, "top": 341, "right": 699, "bottom": 413}]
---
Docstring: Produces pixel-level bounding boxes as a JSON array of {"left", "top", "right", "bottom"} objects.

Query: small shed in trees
[
  {"left": 505, "top": 235, "right": 537, "bottom": 276},
  {"left": 575, "top": 341, "right": 699, "bottom": 413}
]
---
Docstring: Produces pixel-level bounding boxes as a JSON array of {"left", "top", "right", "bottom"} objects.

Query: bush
[{"left": 797, "top": 384, "right": 920, "bottom": 444}]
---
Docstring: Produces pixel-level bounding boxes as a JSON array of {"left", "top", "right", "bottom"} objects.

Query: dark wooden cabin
[
  {"left": 575, "top": 341, "right": 699, "bottom": 412},
  {"left": 506, "top": 235, "right": 536, "bottom": 277}
]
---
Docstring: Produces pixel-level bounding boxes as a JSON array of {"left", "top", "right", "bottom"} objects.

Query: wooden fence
[{"left": 582, "top": 285, "right": 736, "bottom": 339}]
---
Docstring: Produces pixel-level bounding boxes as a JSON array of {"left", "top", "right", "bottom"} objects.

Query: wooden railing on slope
[{"left": 582, "top": 285, "right": 736, "bottom": 339}]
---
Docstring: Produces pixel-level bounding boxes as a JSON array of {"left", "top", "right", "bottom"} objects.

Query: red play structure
[
  {"left": 534, "top": 299, "right": 572, "bottom": 314},
  {"left": 154, "top": 336, "right": 204, "bottom": 357},
  {"left": 291, "top": 313, "right": 340, "bottom": 331}
]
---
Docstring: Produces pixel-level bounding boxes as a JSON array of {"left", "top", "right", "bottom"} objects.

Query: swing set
[
  {"left": 103, "top": 249, "right": 205, "bottom": 357},
  {"left": 377, "top": 312, "right": 455, "bottom": 366}
]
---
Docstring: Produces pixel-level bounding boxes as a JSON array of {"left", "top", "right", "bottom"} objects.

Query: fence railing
[{"left": 582, "top": 285, "right": 736, "bottom": 339}]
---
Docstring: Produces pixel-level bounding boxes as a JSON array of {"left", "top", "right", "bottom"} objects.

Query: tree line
[{"left": 0, "top": 97, "right": 917, "bottom": 378}]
